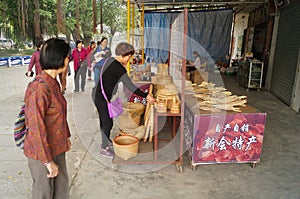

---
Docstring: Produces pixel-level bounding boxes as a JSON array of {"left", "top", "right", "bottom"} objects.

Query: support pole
[
  {"left": 127, "top": 0, "right": 131, "bottom": 74},
  {"left": 141, "top": 4, "right": 145, "bottom": 64},
  {"left": 132, "top": 3, "right": 135, "bottom": 47}
]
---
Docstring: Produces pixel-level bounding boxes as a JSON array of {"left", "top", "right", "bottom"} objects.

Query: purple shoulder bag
[{"left": 100, "top": 58, "right": 124, "bottom": 118}]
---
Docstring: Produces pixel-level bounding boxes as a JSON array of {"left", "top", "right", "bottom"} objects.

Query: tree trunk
[
  {"left": 21, "top": 0, "right": 26, "bottom": 38},
  {"left": 17, "top": 0, "right": 21, "bottom": 32},
  {"left": 24, "top": 0, "right": 29, "bottom": 38},
  {"left": 33, "top": 0, "right": 42, "bottom": 44},
  {"left": 75, "top": 0, "right": 80, "bottom": 40},
  {"left": 100, "top": 0, "right": 103, "bottom": 33},
  {"left": 110, "top": 27, "right": 117, "bottom": 48},
  {"left": 57, "top": 0, "right": 66, "bottom": 35},
  {"left": 92, "top": 0, "right": 97, "bottom": 34}
]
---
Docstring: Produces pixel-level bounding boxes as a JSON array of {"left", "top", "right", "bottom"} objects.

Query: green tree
[
  {"left": 0, "top": 0, "right": 128, "bottom": 48},
  {"left": 103, "top": 0, "right": 127, "bottom": 37}
]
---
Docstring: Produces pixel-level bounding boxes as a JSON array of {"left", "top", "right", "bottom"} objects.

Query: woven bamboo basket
[
  {"left": 117, "top": 102, "right": 145, "bottom": 129},
  {"left": 113, "top": 135, "right": 139, "bottom": 160},
  {"left": 120, "top": 125, "right": 145, "bottom": 140},
  {"left": 157, "top": 63, "right": 169, "bottom": 75}
]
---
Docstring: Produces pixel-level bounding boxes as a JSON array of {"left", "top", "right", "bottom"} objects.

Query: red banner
[
  {"left": 123, "top": 83, "right": 150, "bottom": 105},
  {"left": 192, "top": 113, "right": 266, "bottom": 164}
]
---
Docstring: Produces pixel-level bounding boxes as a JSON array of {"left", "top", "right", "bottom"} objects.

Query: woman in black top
[{"left": 94, "top": 42, "right": 155, "bottom": 157}]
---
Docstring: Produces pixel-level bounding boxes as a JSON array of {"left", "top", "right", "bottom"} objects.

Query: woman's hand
[
  {"left": 26, "top": 71, "right": 32, "bottom": 77},
  {"left": 67, "top": 138, "right": 72, "bottom": 150},
  {"left": 146, "top": 95, "right": 156, "bottom": 104},
  {"left": 45, "top": 161, "right": 59, "bottom": 178}
]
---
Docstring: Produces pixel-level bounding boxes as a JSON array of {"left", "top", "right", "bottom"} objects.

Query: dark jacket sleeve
[{"left": 118, "top": 67, "right": 148, "bottom": 98}]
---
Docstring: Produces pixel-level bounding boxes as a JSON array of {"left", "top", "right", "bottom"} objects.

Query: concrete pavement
[{"left": 0, "top": 65, "right": 299, "bottom": 199}]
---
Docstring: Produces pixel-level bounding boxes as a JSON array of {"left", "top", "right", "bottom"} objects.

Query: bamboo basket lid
[
  {"left": 123, "top": 102, "right": 145, "bottom": 114},
  {"left": 156, "top": 88, "right": 178, "bottom": 96}
]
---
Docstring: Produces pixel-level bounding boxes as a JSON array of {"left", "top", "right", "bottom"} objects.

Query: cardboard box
[{"left": 191, "top": 71, "right": 208, "bottom": 84}]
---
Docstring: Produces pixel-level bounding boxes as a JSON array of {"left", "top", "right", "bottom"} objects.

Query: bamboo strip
[
  {"left": 143, "top": 84, "right": 153, "bottom": 124},
  {"left": 143, "top": 114, "right": 150, "bottom": 142},
  {"left": 149, "top": 105, "right": 154, "bottom": 142}
]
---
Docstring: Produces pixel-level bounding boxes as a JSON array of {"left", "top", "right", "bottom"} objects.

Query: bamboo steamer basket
[
  {"left": 170, "top": 102, "right": 180, "bottom": 114},
  {"left": 156, "top": 95, "right": 167, "bottom": 113},
  {"left": 117, "top": 102, "right": 145, "bottom": 129},
  {"left": 157, "top": 63, "right": 169, "bottom": 75},
  {"left": 156, "top": 101, "right": 167, "bottom": 113},
  {"left": 155, "top": 75, "right": 173, "bottom": 84},
  {"left": 156, "top": 84, "right": 165, "bottom": 91},
  {"left": 156, "top": 88, "right": 178, "bottom": 109},
  {"left": 170, "top": 106, "right": 180, "bottom": 114},
  {"left": 153, "top": 75, "right": 173, "bottom": 95},
  {"left": 113, "top": 135, "right": 139, "bottom": 160}
]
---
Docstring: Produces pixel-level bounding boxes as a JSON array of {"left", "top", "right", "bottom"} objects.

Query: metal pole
[
  {"left": 132, "top": 3, "right": 135, "bottom": 47},
  {"left": 141, "top": 4, "right": 145, "bottom": 64},
  {"left": 127, "top": 0, "right": 131, "bottom": 74},
  {"left": 127, "top": 0, "right": 131, "bottom": 43}
]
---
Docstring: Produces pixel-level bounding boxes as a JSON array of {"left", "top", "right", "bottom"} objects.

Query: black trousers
[
  {"left": 74, "top": 66, "right": 87, "bottom": 91},
  {"left": 94, "top": 99, "right": 113, "bottom": 148}
]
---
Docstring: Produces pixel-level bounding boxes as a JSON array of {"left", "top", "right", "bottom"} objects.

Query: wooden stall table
[{"left": 153, "top": 109, "right": 181, "bottom": 162}]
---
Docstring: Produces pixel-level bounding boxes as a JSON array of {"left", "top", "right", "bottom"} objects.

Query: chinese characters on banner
[
  {"left": 124, "top": 83, "right": 150, "bottom": 105},
  {"left": 192, "top": 113, "right": 266, "bottom": 164}
]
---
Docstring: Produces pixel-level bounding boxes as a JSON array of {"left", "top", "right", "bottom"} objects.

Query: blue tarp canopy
[{"left": 144, "top": 9, "right": 233, "bottom": 63}]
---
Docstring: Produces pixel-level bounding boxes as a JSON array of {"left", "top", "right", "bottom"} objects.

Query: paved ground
[{"left": 0, "top": 65, "right": 299, "bottom": 199}]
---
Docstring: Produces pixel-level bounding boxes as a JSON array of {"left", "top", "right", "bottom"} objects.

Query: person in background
[
  {"left": 86, "top": 41, "right": 96, "bottom": 80},
  {"left": 26, "top": 40, "right": 43, "bottom": 77},
  {"left": 93, "top": 37, "right": 111, "bottom": 86},
  {"left": 93, "top": 42, "right": 155, "bottom": 157},
  {"left": 192, "top": 51, "right": 201, "bottom": 69},
  {"left": 24, "top": 38, "right": 71, "bottom": 199},
  {"left": 191, "top": 51, "right": 207, "bottom": 72},
  {"left": 72, "top": 40, "right": 90, "bottom": 92},
  {"left": 58, "top": 44, "right": 73, "bottom": 94}
]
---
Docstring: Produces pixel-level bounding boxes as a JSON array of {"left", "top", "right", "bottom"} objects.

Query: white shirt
[{"left": 194, "top": 57, "right": 201, "bottom": 69}]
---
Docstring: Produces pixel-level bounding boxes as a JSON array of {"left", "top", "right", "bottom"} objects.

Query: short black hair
[
  {"left": 37, "top": 40, "right": 44, "bottom": 49},
  {"left": 40, "top": 38, "right": 70, "bottom": 70},
  {"left": 90, "top": 41, "right": 96, "bottom": 46},
  {"left": 100, "top": 37, "right": 108, "bottom": 44},
  {"left": 193, "top": 51, "right": 200, "bottom": 57},
  {"left": 115, "top": 42, "right": 134, "bottom": 57},
  {"left": 76, "top": 40, "right": 82, "bottom": 47}
]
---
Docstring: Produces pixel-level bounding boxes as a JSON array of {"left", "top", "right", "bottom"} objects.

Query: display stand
[
  {"left": 112, "top": 9, "right": 188, "bottom": 173},
  {"left": 237, "top": 60, "right": 264, "bottom": 91},
  {"left": 184, "top": 95, "right": 267, "bottom": 170}
]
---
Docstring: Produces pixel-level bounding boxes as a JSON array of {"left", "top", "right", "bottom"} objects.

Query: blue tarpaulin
[{"left": 144, "top": 9, "right": 233, "bottom": 63}]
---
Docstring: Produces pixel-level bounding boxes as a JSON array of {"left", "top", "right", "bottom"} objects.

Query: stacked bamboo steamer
[
  {"left": 151, "top": 64, "right": 181, "bottom": 114},
  {"left": 192, "top": 81, "right": 248, "bottom": 113},
  {"left": 155, "top": 86, "right": 180, "bottom": 113}
]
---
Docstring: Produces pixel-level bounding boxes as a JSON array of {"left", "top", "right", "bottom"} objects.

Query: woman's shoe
[{"left": 99, "top": 146, "right": 114, "bottom": 158}]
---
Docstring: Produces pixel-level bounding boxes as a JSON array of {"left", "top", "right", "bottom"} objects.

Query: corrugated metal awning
[{"left": 126, "top": 0, "right": 266, "bottom": 13}]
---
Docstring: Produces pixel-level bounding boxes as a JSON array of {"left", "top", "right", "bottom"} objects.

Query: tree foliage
[{"left": 0, "top": 0, "right": 128, "bottom": 47}]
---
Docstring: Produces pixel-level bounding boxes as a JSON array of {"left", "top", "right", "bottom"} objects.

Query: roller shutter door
[{"left": 270, "top": 1, "right": 300, "bottom": 105}]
